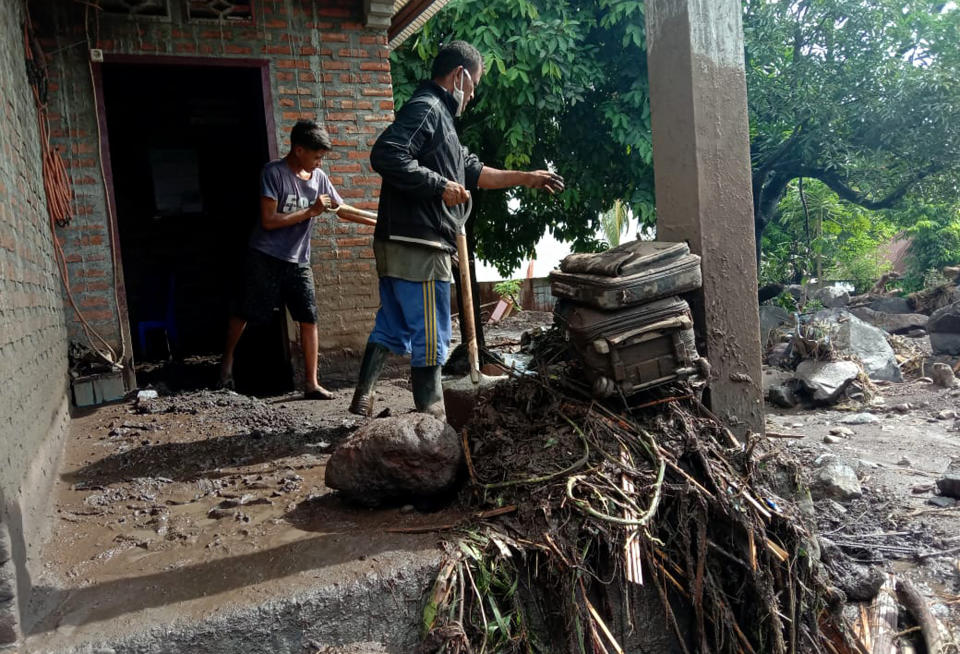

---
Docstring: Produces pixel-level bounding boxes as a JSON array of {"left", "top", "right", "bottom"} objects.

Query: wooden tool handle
[
  {"left": 335, "top": 205, "right": 377, "bottom": 226},
  {"left": 456, "top": 231, "right": 481, "bottom": 383}
]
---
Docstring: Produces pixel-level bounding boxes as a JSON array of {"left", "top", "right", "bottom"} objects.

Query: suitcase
[
  {"left": 550, "top": 240, "right": 702, "bottom": 310},
  {"left": 554, "top": 296, "right": 707, "bottom": 398}
]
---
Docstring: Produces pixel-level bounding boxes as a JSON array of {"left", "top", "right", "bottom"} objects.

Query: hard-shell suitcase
[
  {"left": 554, "top": 296, "right": 707, "bottom": 398},
  {"left": 550, "top": 240, "right": 701, "bottom": 310}
]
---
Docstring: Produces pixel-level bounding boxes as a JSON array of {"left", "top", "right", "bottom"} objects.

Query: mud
[
  {"left": 23, "top": 378, "right": 458, "bottom": 652},
  {"left": 767, "top": 378, "right": 960, "bottom": 632}
]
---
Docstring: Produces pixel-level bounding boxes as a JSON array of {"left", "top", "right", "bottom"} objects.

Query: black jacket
[{"left": 371, "top": 81, "right": 483, "bottom": 253}]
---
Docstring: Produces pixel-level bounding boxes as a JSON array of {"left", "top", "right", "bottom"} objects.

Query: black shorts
[{"left": 238, "top": 249, "right": 318, "bottom": 325}]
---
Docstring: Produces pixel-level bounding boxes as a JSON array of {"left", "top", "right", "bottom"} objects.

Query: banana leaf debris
[{"left": 418, "top": 329, "right": 888, "bottom": 654}]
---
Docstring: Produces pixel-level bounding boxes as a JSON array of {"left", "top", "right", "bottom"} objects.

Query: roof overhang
[{"left": 363, "top": 0, "right": 450, "bottom": 50}]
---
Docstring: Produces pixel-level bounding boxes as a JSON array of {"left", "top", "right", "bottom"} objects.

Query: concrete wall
[
  {"left": 41, "top": 0, "right": 391, "bottom": 355},
  {"left": 0, "top": 1, "right": 72, "bottom": 645}
]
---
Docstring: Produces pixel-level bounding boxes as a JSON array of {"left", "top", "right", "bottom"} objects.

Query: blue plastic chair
[{"left": 137, "top": 274, "right": 177, "bottom": 359}]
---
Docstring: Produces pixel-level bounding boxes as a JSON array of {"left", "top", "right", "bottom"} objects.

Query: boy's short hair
[{"left": 290, "top": 120, "right": 332, "bottom": 151}]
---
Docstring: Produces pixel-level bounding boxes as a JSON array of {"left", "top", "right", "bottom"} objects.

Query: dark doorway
[{"left": 101, "top": 62, "right": 292, "bottom": 395}]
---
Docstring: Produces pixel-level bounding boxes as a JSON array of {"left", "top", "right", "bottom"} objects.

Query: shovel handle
[
  {"left": 445, "top": 194, "right": 479, "bottom": 384},
  {"left": 456, "top": 230, "right": 481, "bottom": 383}
]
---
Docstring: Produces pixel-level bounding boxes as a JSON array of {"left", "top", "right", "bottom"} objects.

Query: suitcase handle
[{"left": 601, "top": 315, "right": 692, "bottom": 347}]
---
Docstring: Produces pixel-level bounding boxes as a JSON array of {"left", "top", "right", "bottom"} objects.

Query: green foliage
[
  {"left": 895, "top": 201, "right": 960, "bottom": 290},
  {"left": 759, "top": 178, "right": 894, "bottom": 292},
  {"left": 390, "top": 0, "right": 655, "bottom": 274},
  {"left": 746, "top": 1, "right": 960, "bottom": 241},
  {"left": 391, "top": 0, "right": 960, "bottom": 279},
  {"left": 599, "top": 198, "right": 629, "bottom": 248},
  {"left": 493, "top": 278, "right": 522, "bottom": 306}
]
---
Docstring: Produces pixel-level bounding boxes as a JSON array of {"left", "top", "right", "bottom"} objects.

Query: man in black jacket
[{"left": 349, "top": 40, "right": 563, "bottom": 417}]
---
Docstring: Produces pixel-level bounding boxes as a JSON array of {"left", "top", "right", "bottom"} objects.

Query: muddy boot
[
  {"left": 411, "top": 365, "right": 446, "bottom": 420},
  {"left": 348, "top": 342, "right": 390, "bottom": 416}
]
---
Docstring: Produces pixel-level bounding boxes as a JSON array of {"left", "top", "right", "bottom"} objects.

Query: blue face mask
[{"left": 453, "top": 68, "right": 472, "bottom": 117}]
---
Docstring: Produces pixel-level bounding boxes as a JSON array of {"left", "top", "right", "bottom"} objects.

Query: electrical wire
[{"left": 23, "top": 1, "right": 120, "bottom": 366}]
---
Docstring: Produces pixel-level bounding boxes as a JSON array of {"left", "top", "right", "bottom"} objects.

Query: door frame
[{"left": 91, "top": 55, "right": 281, "bottom": 386}]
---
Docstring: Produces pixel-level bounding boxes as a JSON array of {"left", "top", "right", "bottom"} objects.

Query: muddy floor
[
  {"left": 766, "top": 378, "right": 960, "bottom": 631},
  {"left": 27, "top": 375, "right": 460, "bottom": 641}
]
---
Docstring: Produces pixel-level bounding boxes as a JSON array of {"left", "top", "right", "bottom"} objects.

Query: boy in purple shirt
[{"left": 220, "top": 120, "right": 341, "bottom": 399}]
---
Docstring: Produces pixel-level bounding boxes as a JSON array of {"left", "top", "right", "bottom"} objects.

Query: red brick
[
  {"left": 330, "top": 163, "right": 361, "bottom": 173},
  {"left": 326, "top": 112, "right": 357, "bottom": 121},
  {"left": 225, "top": 44, "right": 252, "bottom": 55},
  {"left": 337, "top": 237, "right": 368, "bottom": 247},
  {"left": 263, "top": 45, "right": 292, "bottom": 55},
  {"left": 360, "top": 62, "right": 390, "bottom": 72}
]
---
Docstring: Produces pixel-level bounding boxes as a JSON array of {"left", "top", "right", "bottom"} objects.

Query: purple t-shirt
[{"left": 248, "top": 159, "right": 343, "bottom": 264}]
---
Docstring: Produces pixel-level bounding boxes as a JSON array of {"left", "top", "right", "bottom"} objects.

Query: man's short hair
[
  {"left": 431, "top": 40, "right": 483, "bottom": 79},
  {"left": 290, "top": 120, "right": 332, "bottom": 151}
]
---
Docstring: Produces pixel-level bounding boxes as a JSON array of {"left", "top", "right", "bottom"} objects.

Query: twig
[
  {"left": 764, "top": 431, "right": 806, "bottom": 439},
  {"left": 462, "top": 429, "right": 479, "bottom": 485},
  {"left": 896, "top": 579, "right": 944, "bottom": 654},
  {"left": 916, "top": 545, "right": 960, "bottom": 561}
]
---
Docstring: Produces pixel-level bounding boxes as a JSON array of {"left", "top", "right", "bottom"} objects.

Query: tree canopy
[{"left": 389, "top": 0, "right": 960, "bottom": 279}]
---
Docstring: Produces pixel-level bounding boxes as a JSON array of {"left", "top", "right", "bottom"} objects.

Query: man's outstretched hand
[{"left": 525, "top": 170, "right": 565, "bottom": 194}]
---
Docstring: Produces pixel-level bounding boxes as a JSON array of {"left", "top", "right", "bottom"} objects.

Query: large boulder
[
  {"left": 760, "top": 305, "right": 794, "bottom": 345},
  {"left": 868, "top": 296, "right": 914, "bottom": 314},
  {"left": 928, "top": 301, "right": 960, "bottom": 355},
  {"left": 849, "top": 306, "right": 928, "bottom": 335},
  {"left": 815, "top": 286, "right": 850, "bottom": 308},
  {"left": 325, "top": 414, "right": 462, "bottom": 507},
  {"left": 811, "top": 309, "right": 903, "bottom": 382},
  {"left": 795, "top": 359, "right": 860, "bottom": 404}
]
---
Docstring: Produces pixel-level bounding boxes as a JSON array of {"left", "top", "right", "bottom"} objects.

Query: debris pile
[{"left": 419, "top": 369, "right": 859, "bottom": 653}]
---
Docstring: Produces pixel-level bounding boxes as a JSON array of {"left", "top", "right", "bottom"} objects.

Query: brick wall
[
  {"left": 0, "top": 1, "right": 72, "bottom": 645},
  {"left": 43, "top": 0, "right": 392, "bottom": 356}
]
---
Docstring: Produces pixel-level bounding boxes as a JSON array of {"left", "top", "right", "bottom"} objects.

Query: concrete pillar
[{"left": 645, "top": 0, "right": 764, "bottom": 436}]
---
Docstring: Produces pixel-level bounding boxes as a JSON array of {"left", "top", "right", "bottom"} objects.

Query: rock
[
  {"left": 868, "top": 296, "right": 914, "bottom": 314},
  {"left": 891, "top": 403, "right": 912, "bottom": 413},
  {"left": 930, "top": 362, "right": 959, "bottom": 388},
  {"left": 811, "top": 309, "right": 902, "bottom": 381},
  {"left": 937, "top": 409, "right": 958, "bottom": 420},
  {"left": 815, "top": 286, "right": 850, "bottom": 308},
  {"left": 761, "top": 367, "right": 794, "bottom": 393},
  {"left": 823, "top": 435, "right": 842, "bottom": 444},
  {"left": 928, "top": 301, "right": 960, "bottom": 355},
  {"left": 928, "top": 496, "right": 957, "bottom": 508},
  {"left": 838, "top": 564, "right": 885, "bottom": 602},
  {"left": 850, "top": 306, "right": 929, "bottom": 335},
  {"left": 795, "top": 359, "right": 860, "bottom": 404},
  {"left": 760, "top": 305, "right": 794, "bottom": 345},
  {"left": 812, "top": 457, "right": 862, "bottom": 500},
  {"left": 839, "top": 413, "right": 879, "bottom": 425},
  {"left": 905, "top": 328, "right": 928, "bottom": 338},
  {"left": 325, "top": 414, "right": 463, "bottom": 507},
  {"left": 830, "top": 426, "right": 854, "bottom": 436},
  {"left": 937, "top": 461, "right": 960, "bottom": 499},
  {"left": 767, "top": 384, "right": 799, "bottom": 408},
  {"left": 897, "top": 457, "right": 912, "bottom": 467},
  {"left": 136, "top": 389, "right": 158, "bottom": 401}
]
